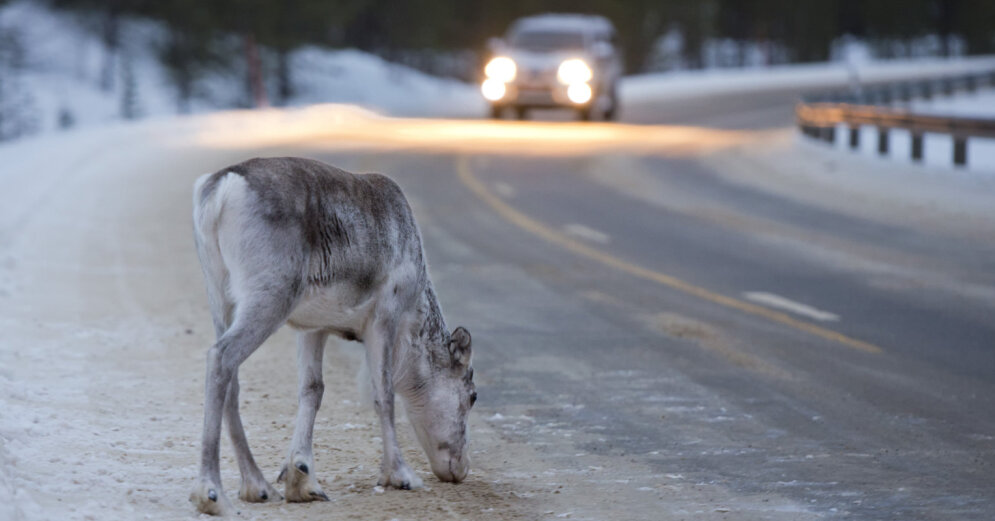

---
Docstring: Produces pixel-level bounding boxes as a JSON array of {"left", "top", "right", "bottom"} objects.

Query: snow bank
[
  {"left": 820, "top": 124, "right": 995, "bottom": 173},
  {"left": 805, "top": 88, "right": 995, "bottom": 172},
  {"left": 621, "top": 56, "right": 995, "bottom": 104},
  {"left": 0, "top": 0, "right": 484, "bottom": 141},
  {"left": 911, "top": 88, "right": 995, "bottom": 118},
  {"left": 0, "top": 0, "right": 178, "bottom": 134},
  {"left": 288, "top": 47, "right": 485, "bottom": 118}
]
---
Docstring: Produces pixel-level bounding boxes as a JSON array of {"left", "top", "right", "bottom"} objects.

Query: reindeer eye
[{"left": 470, "top": 392, "right": 477, "bottom": 407}]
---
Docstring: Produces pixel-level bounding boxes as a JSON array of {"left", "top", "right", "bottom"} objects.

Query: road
[{"left": 1, "top": 84, "right": 993, "bottom": 521}]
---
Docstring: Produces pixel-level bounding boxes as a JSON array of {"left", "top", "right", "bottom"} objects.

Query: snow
[
  {"left": 622, "top": 56, "right": 995, "bottom": 105},
  {"left": 911, "top": 88, "right": 995, "bottom": 118},
  {"left": 287, "top": 47, "right": 484, "bottom": 118},
  {"left": 0, "top": 1, "right": 178, "bottom": 134},
  {"left": 0, "top": 0, "right": 484, "bottom": 140},
  {"left": 815, "top": 88, "right": 995, "bottom": 172},
  {"left": 0, "top": 111, "right": 833, "bottom": 519}
]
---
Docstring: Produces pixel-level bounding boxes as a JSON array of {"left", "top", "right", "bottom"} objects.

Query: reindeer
[{"left": 188, "top": 157, "right": 476, "bottom": 515}]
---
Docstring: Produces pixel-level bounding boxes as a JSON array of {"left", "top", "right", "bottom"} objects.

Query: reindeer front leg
[{"left": 366, "top": 316, "right": 422, "bottom": 490}]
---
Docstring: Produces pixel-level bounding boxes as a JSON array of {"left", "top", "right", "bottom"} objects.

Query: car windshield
[{"left": 510, "top": 30, "right": 585, "bottom": 51}]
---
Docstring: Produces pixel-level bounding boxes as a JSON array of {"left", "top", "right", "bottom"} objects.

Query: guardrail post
[
  {"left": 849, "top": 126, "right": 859, "bottom": 149},
  {"left": 953, "top": 137, "right": 967, "bottom": 166},
  {"left": 911, "top": 132, "right": 924, "bottom": 162},
  {"left": 877, "top": 127, "right": 889, "bottom": 155},
  {"left": 822, "top": 126, "right": 836, "bottom": 144}
]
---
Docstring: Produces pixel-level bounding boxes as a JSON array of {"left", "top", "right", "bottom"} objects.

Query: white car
[{"left": 481, "top": 14, "right": 623, "bottom": 121}]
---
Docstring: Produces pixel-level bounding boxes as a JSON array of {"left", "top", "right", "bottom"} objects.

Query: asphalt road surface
[
  {"left": 2, "top": 83, "right": 993, "bottom": 521},
  {"left": 300, "top": 89, "right": 992, "bottom": 518}
]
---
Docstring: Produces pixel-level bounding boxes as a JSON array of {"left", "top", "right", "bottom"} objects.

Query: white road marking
[
  {"left": 563, "top": 223, "right": 610, "bottom": 244},
  {"left": 493, "top": 181, "right": 516, "bottom": 198},
  {"left": 742, "top": 292, "right": 840, "bottom": 322}
]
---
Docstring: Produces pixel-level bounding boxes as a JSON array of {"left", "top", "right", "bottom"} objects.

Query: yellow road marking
[{"left": 456, "top": 156, "right": 884, "bottom": 355}]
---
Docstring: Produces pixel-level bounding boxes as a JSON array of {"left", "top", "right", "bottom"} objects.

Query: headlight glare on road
[
  {"left": 484, "top": 57, "right": 516, "bottom": 83},
  {"left": 557, "top": 59, "right": 593, "bottom": 85},
  {"left": 481, "top": 78, "right": 507, "bottom": 101},
  {"left": 567, "top": 82, "right": 593, "bottom": 104}
]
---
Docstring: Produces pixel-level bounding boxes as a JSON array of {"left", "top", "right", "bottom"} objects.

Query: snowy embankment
[
  {"left": 911, "top": 88, "right": 995, "bottom": 118},
  {"left": 812, "top": 89, "right": 995, "bottom": 172},
  {"left": 0, "top": 0, "right": 485, "bottom": 139},
  {"left": 621, "top": 55, "right": 995, "bottom": 104}
]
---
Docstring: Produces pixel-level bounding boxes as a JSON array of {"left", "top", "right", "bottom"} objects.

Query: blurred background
[{"left": 1, "top": 0, "right": 994, "bottom": 139}]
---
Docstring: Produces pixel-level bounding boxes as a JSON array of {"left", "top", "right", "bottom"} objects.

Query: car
[{"left": 481, "top": 13, "right": 623, "bottom": 121}]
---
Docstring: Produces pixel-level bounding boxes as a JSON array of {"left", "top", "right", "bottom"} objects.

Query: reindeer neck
[
  {"left": 416, "top": 283, "right": 449, "bottom": 348},
  {"left": 394, "top": 282, "right": 450, "bottom": 399}
]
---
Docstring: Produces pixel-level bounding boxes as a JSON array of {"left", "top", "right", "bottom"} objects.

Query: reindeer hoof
[
  {"left": 283, "top": 458, "right": 328, "bottom": 502},
  {"left": 190, "top": 481, "right": 233, "bottom": 516},
  {"left": 239, "top": 478, "right": 283, "bottom": 503},
  {"left": 285, "top": 485, "right": 329, "bottom": 503},
  {"left": 379, "top": 466, "right": 423, "bottom": 490}
]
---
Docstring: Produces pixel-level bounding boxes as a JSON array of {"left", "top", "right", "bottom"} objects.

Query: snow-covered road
[
  {"left": 2, "top": 69, "right": 994, "bottom": 519},
  {"left": 0, "top": 112, "right": 818, "bottom": 521},
  {"left": 0, "top": 118, "right": 562, "bottom": 521}
]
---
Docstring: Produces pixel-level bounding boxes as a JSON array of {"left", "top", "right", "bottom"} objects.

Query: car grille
[{"left": 518, "top": 67, "right": 556, "bottom": 87}]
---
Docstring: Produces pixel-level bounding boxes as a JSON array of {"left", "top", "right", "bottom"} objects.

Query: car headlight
[
  {"left": 481, "top": 78, "right": 507, "bottom": 101},
  {"left": 567, "top": 83, "right": 593, "bottom": 104},
  {"left": 484, "top": 57, "right": 516, "bottom": 83},
  {"left": 557, "top": 59, "right": 592, "bottom": 85}
]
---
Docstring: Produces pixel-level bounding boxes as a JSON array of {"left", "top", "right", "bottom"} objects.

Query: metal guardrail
[{"left": 796, "top": 70, "right": 995, "bottom": 167}]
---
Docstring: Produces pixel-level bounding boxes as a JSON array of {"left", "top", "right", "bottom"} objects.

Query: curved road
[
  {"left": 1, "top": 84, "right": 993, "bottom": 521},
  {"left": 290, "top": 87, "right": 993, "bottom": 518}
]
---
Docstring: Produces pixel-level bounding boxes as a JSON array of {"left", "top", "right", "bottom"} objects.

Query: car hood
[{"left": 502, "top": 49, "right": 591, "bottom": 72}]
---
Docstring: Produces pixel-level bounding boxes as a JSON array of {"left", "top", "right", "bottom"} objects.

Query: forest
[{"left": 42, "top": 0, "right": 995, "bottom": 75}]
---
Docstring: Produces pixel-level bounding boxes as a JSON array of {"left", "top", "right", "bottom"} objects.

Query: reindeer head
[{"left": 406, "top": 326, "right": 476, "bottom": 483}]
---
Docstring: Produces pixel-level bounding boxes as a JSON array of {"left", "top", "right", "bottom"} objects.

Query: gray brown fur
[{"left": 188, "top": 157, "right": 475, "bottom": 516}]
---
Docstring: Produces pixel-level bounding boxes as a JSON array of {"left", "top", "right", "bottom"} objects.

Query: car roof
[{"left": 509, "top": 13, "right": 615, "bottom": 36}]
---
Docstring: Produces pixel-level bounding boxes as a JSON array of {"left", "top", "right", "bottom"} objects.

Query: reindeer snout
[
  {"left": 430, "top": 451, "right": 469, "bottom": 483},
  {"left": 447, "top": 454, "right": 470, "bottom": 483}
]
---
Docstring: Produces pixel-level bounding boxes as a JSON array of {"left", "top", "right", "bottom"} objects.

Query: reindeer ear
[{"left": 449, "top": 326, "right": 472, "bottom": 367}]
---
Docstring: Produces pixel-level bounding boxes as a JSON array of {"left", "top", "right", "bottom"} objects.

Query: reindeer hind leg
[{"left": 191, "top": 292, "right": 297, "bottom": 515}]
